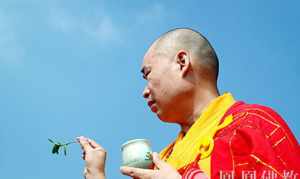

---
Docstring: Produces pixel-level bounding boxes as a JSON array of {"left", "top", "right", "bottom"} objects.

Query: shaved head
[
  {"left": 150, "top": 28, "right": 219, "bottom": 80},
  {"left": 141, "top": 28, "right": 221, "bottom": 124}
]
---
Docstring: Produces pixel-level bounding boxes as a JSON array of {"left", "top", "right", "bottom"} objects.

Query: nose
[{"left": 143, "top": 86, "right": 150, "bottom": 99}]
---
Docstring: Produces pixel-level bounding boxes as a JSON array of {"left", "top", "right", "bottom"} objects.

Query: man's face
[{"left": 141, "top": 50, "right": 187, "bottom": 122}]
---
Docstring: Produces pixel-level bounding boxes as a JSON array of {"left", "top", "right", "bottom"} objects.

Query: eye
[
  {"left": 144, "top": 70, "right": 150, "bottom": 79},
  {"left": 142, "top": 67, "right": 151, "bottom": 80}
]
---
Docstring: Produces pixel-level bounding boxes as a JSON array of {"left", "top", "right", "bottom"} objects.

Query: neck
[{"left": 180, "top": 87, "right": 219, "bottom": 133}]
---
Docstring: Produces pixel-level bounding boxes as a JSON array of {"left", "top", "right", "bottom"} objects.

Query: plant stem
[{"left": 65, "top": 141, "right": 77, "bottom": 145}]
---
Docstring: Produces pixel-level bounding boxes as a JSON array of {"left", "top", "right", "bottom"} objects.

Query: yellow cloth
[{"left": 160, "top": 93, "right": 235, "bottom": 177}]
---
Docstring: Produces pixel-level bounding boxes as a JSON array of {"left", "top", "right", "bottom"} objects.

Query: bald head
[{"left": 150, "top": 28, "right": 219, "bottom": 80}]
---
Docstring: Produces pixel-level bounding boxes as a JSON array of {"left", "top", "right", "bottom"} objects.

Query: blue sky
[{"left": 0, "top": 0, "right": 299, "bottom": 179}]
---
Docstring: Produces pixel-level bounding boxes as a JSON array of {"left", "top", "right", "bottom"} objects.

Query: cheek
[
  {"left": 156, "top": 79, "right": 177, "bottom": 105},
  {"left": 148, "top": 80, "right": 162, "bottom": 98},
  {"left": 149, "top": 67, "right": 177, "bottom": 102}
]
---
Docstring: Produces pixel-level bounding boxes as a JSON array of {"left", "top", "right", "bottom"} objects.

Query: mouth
[{"left": 147, "top": 100, "right": 155, "bottom": 107}]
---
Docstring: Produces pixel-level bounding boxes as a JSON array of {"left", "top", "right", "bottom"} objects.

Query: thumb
[{"left": 152, "top": 152, "right": 168, "bottom": 169}]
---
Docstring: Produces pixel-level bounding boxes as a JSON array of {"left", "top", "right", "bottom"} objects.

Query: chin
[{"left": 157, "top": 112, "right": 177, "bottom": 123}]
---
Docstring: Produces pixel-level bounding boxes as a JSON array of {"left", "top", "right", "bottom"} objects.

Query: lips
[
  {"left": 147, "top": 100, "right": 155, "bottom": 107},
  {"left": 147, "top": 100, "right": 158, "bottom": 112}
]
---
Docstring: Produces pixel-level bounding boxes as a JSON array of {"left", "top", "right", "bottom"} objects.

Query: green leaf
[
  {"left": 51, "top": 145, "right": 56, "bottom": 154},
  {"left": 49, "top": 139, "right": 76, "bottom": 156},
  {"left": 48, "top": 138, "right": 54, "bottom": 144},
  {"left": 52, "top": 144, "right": 60, "bottom": 154},
  {"left": 63, "top": 145, "right": 67, "bottom": 156}
]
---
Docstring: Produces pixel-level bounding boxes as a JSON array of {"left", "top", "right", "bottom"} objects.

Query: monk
[{"left": 77, "top": 28, "right": 300, "bottom": 179}]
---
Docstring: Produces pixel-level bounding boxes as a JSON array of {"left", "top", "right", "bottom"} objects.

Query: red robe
[{"left": 180, "top": 101, "right": 300, "bottom": 179}]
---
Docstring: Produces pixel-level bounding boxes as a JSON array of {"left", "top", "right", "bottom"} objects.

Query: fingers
[
  {"left": 77, "top": 136, "right": 106, "bottom": 160},
  {"left": 120, "top": 166, "right": 154, "bottom": 178},
  {"left": 77, "top": 136, "right": 103, "bottom": 148},
  {"left": 77, "top": 136, "right": 92, "bottom": 153},
  {"left": 152, "top": 152, "right": 168, "bottom": 169},
  {"left": 87, "top": 138, "right": 103, "bottom": 149}
]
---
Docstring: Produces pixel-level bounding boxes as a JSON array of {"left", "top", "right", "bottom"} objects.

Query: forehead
[
  {"left": 141, "top": 48, "right": 156, "bottom": 70},
  {"left": 141, "top": 40, "right": 162, "bottom": 65},
  {"left": 141, "top": 41, "right": 170, "bottom": 71}
]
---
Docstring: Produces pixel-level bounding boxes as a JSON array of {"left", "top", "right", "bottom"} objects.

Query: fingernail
[
  {"left": 82, "top": 136, "right": 88, "bottom": 140},
  {"left": 77, "top": 136, "right": 87, "bottom": 142},
  {"left": 120, "top": 167, "right": 125, "bottom": 172},
  {"left": 120, "top": 166, "right": 128, "bottom": 171}
]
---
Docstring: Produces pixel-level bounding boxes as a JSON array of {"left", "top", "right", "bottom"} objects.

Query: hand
[
  {"left": 77, "top": 136, "right": 106, "bottom": 179},
  {"left": 120, "top": 152, "right": 181, "bottom": 179}
]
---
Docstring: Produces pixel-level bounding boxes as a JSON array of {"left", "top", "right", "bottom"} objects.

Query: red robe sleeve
[{"left": 211, "top": 103, "right": 300, "bottom": 179}]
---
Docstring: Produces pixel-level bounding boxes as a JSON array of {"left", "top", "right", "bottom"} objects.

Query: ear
[{"left": 176, "top": 50, "right": 190, "bottom": 77}]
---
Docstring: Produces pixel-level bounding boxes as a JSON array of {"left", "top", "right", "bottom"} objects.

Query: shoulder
[
  {"left": 229, "top": 102, "right": 298, "bottom": 144},
  {"left": 212, "top": 102, "right": 300, "bottom": 173},
  {"left": 232, "top": 103, "right": 286, "bottom": 126},
  {"left": 216, "top": 101, "right": 299, "bottom": 157},
  {"left": 215, "top": 101, "right": 299, "bottom": 153}
]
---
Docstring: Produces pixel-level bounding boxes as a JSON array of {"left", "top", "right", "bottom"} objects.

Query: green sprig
[{"left": 48, "top": 138, "right": 76, "bottom": 156}]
